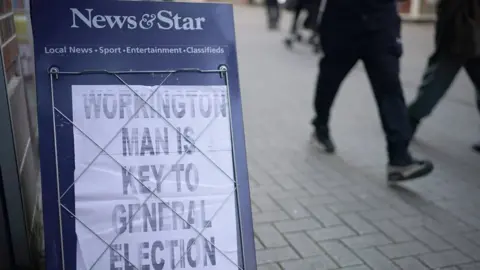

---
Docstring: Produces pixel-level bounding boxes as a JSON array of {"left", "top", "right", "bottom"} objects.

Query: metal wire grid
[{"left": 48, "top": 66, "right": 245, "bottom": 270}]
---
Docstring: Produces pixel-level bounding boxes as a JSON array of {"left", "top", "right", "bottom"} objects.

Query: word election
[
  {"left": 83, "top": 90, "right": 227, "bottom": 120},
  {"left": 110, "top": 237, "right": 217, "bottom": 270},
  {"left": 70, "top": 8, "right": 206, "bottom": 30}
]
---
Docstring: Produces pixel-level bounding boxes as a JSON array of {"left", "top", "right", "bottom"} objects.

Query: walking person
[
  {"left": 311, "top": 0, "right": 434, "bottom": 182},
  {"left": 284, "top": 0, "right": 321, "bottom": 49},
  {"left": 408, "top": 0, "right": 480, "bottom": 154},
  {"left": 266, "top": 0, "right": 280, "bottom": 30}
]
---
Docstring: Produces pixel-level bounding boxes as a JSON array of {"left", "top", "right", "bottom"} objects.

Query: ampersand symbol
[{"left": 139, "top": 14, "right": 156, "bottom": 29}]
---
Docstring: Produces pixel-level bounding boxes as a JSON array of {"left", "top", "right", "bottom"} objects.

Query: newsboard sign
[{"left": 30, "top": 0, "right": 256, "bottom": 269}]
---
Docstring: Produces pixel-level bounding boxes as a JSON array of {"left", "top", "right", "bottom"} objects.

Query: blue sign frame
[{"left": 30, "top": 0, "right": 256, "bottom": 269}]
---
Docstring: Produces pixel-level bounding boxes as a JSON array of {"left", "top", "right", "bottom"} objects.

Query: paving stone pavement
[{"left": 233, "top": 5, "right": 480, "bottom": 270}]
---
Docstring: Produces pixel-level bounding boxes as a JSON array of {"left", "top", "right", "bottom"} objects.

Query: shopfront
[
  {"left": 0, "top": 0, "right": 41, "bottom": 269},
  {"left": 398, "top": 0, "right": 436, "bottom": 21}
]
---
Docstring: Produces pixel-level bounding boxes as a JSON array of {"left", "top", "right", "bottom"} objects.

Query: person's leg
[
  {"left": 266, "top": 0, "right": 279, "bottom": 29},
  {"left": 304, "top": 7, "right": 319, "bottom": 46},
  {"left": 273, "top": 3, "right": 280, "bottom": 26},
  {"left": 464, "top": 58, "right": 480, "bottom": 153},
  {"left": 271, "top": 0, "right": 280, "bottom": 29},
  {"left": 475, "top": 99, "right": 480, "bottom": 152},
  {"left": 285, "top": 6, "right": 303, "bottom": 47},
  {"left": 311, "top": 49, "right": 358, "bottom": 152},
  {"left": 362, "top": 29, "right": 433, "bottom": 181},
  {"left": 464, "top": 57, "right": 480, "bottom": 112},
  {"left": 408, "top": 51, "right": 463, "bottom": 136},
  {"left": 304, "top": 4, "right": 318, "bottom": 35},
  {"left": 265, "top": 1, "right": 273, "bottom": 27},
  {"left": 475, "top": 107, "right": 480, "bottom": 153},
  {"left": 290, "top": 7, "right": 302, "bottom": 34},
  {"left": 477, "top": 90, "right": 480, "bottom": 113}
]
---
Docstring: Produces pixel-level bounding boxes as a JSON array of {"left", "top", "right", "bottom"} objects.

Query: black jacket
[
  {"left": 321, "top": 0, "right": 400, "bottom": 34},
  {"left": 435, "top": 0, "right": 478, "bottom": 58},
  {"left": 318, "top": 0, "right": 403, "bottom": 55}
]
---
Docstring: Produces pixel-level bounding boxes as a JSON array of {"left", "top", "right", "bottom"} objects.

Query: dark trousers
[
  {"left": 312, "top": 28, "right": 413, "bottom": 166},
  {"left": 288, "top": 5, "right": 303, "bottom": 34},
  {"left": 408, "top": 50, "right": 480, "bottom": 121},
  {"left": 266, "top": 0, "right": 280, "bottom": 26},
  {"left": 289, "top": 3, "right": 320, "bottom": 35}
]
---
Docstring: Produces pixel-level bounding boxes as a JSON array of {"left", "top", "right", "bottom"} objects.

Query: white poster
[{"left": 71, "top": 85, "right": 239, "bottom": 270}]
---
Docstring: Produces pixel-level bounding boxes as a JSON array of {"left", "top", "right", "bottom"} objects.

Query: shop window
[
  {"left": 0, "top": 15, "right": 15, "bottom": 43},
  {"left": 0, "top": 0, "right": 13, "bottom": 15},
  {"left": 3, "top": 37, "right": 20, "bottom": 84}
]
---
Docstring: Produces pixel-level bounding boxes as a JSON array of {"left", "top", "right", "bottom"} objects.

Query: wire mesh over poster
[{"left": 49, "top": 66, "right": 246, "bottom": 270}]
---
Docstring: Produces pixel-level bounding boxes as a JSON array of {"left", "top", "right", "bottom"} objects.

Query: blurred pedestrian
[
  {"left": 311, "top": 0, "right": 434, "bottom": 182},
  {"left": 284, "top": 0, "right": 321, "bottom": 50},
  {"left": 265, "top": 0, "right": 280, "bottom": 30},
  {"left": 408, "top": 0, "right": 480, "bottom": 154}
]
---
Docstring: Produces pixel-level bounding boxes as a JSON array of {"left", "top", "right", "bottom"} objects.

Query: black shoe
[
  {"left": 284, "top": 38, "right": 293, "bottom": 49},
  {"left": 473, "top": 142, "right": 480, "bottom": 154},
  {"left": 295, "top": 33, "right": 302, "bottom": 42},
  {"left": 310, "top": 131, "right": 335, "bottom": 154},
  {"left": 387, "top": 160, "right": 434, "bottom": 183}
]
